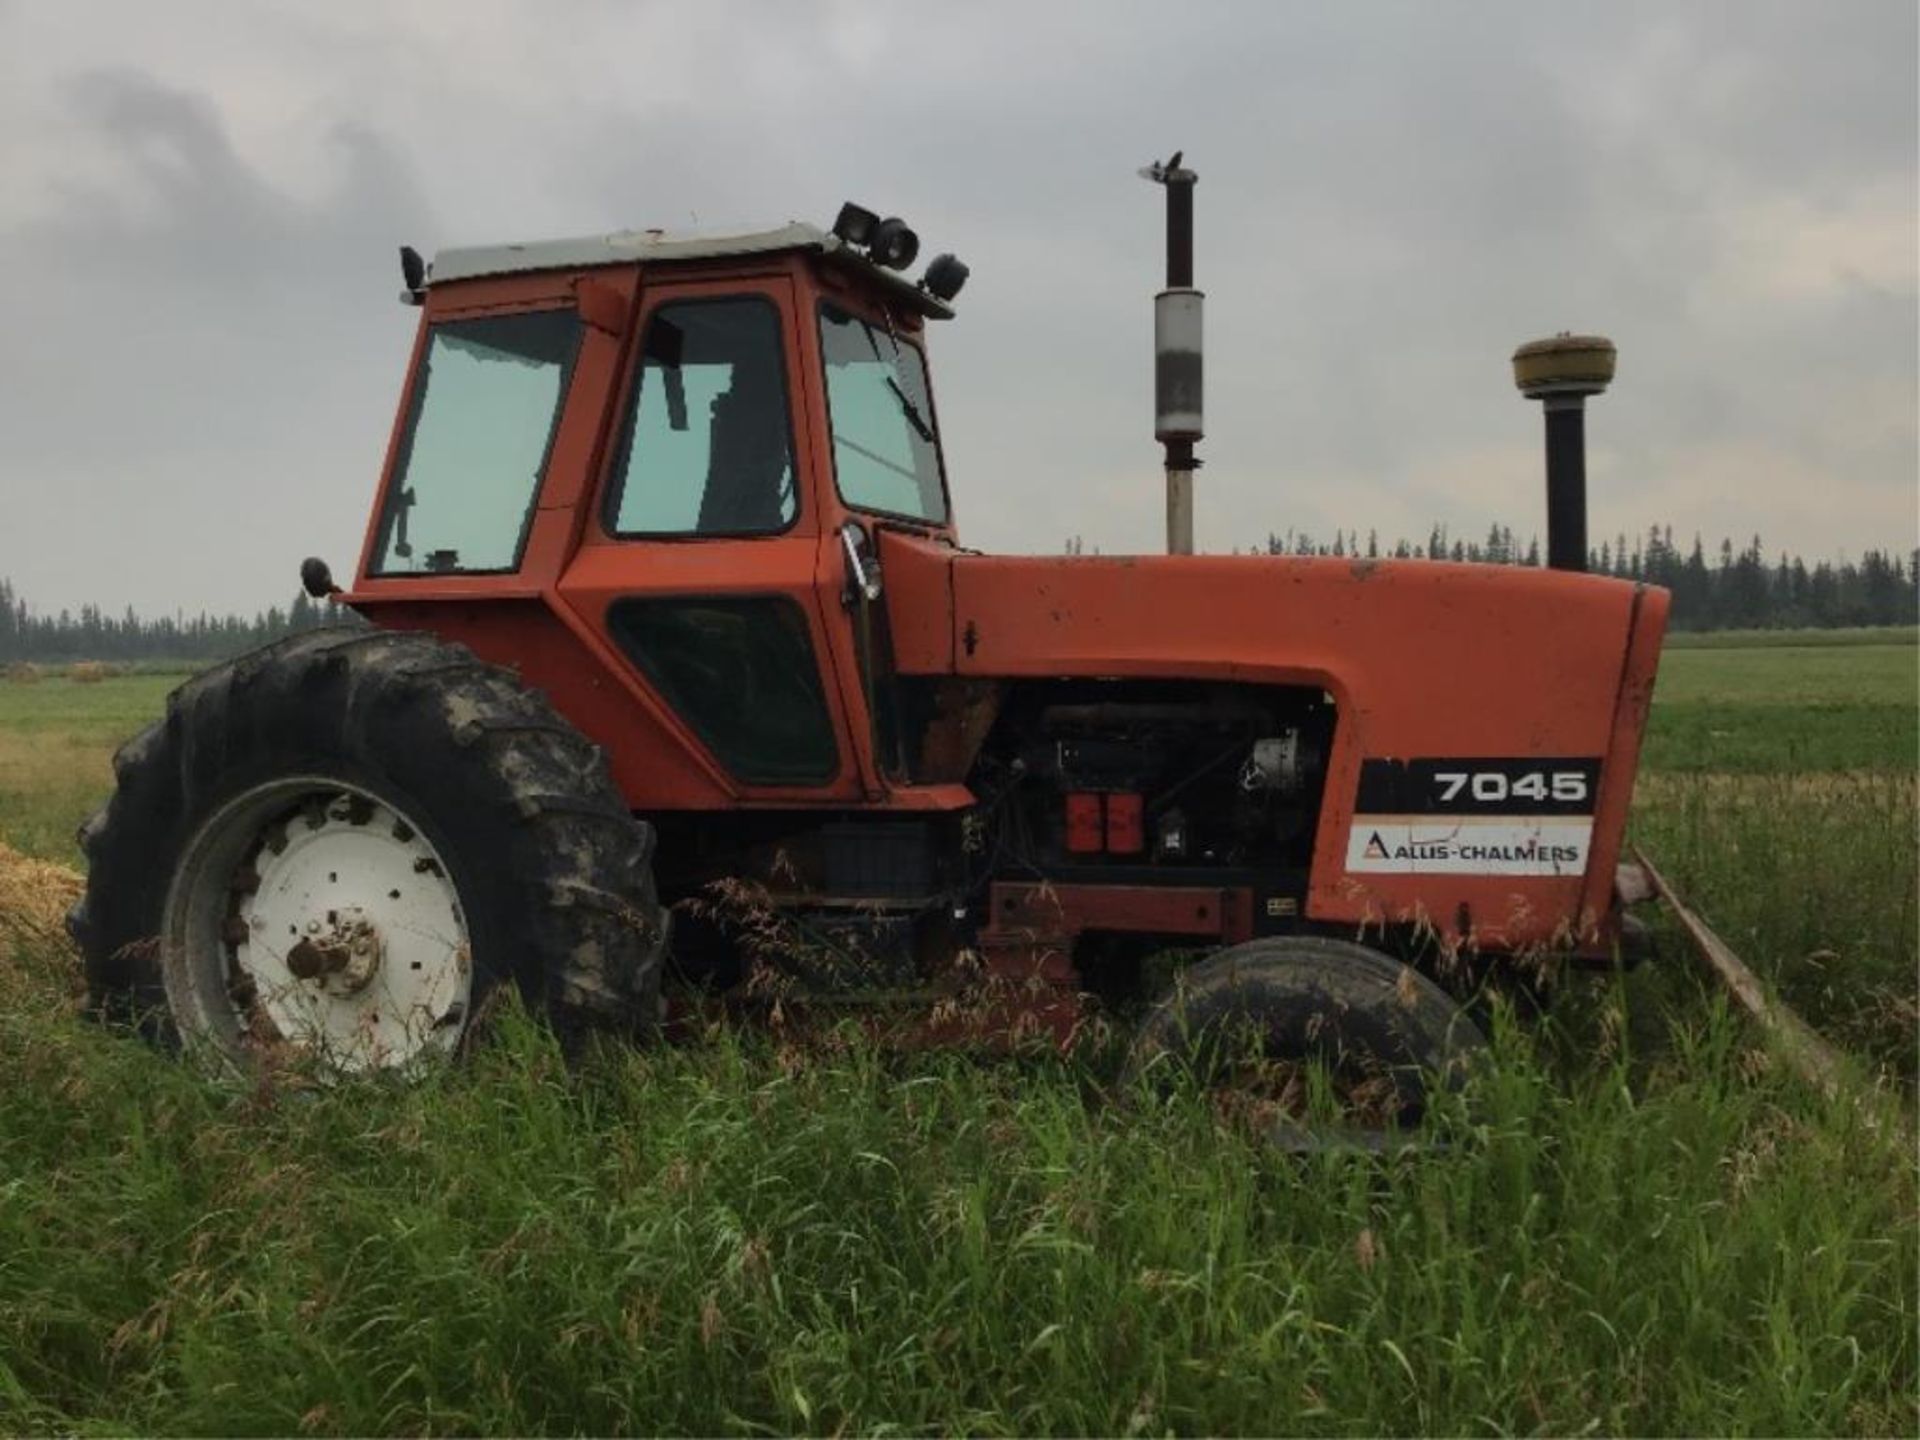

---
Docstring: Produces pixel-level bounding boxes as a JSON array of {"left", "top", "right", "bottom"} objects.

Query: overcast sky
[{"left": 1, "top": 0, "right": 1914, "bottom": 616}]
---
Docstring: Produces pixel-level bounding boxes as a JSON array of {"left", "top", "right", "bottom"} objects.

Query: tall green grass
[
  {"left": 0, "top": 976, "right": 1911, "bottom": 1436},
  {"left": 1630, "top": 773, "right": 1917, "bottom": 1079},
  {"left": 0, "top": 632, "right": 1914, "bottom": 1434}
]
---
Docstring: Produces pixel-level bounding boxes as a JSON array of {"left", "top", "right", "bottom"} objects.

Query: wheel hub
[{"left": 285, "top": 907, "right": 384, "bottom": 997}]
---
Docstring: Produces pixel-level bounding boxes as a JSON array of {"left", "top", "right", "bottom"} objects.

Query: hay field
[{"left": 0, "top": 634, "right": 1913, "bottom": 1434}]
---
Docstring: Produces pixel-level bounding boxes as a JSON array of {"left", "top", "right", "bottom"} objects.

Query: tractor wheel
[
  {"left": 67, "top": 627, "right": 667, "bottom": 1073},
  {"left": 1124, "top": 936, "right": 1485, "bottom": 1147}
]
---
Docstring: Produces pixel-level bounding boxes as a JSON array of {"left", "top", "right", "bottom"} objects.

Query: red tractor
[{"left": 71, "top": 187, "right": 1666, "bottom": 1134}]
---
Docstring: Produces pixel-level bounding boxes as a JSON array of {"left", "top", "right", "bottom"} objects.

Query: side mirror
[
  {"left": 840, "top": 522, "right": 882, "bottom": 606},
  {"left": 300, "top": 556, "right": 341, "bottom": 598}
]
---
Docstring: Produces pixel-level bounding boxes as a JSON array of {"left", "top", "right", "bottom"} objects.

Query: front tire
[
  {"left": 1125, "top": 936, "right": 1486, "bottom": 1143},
  {"left": 68, "top": 627, "right": 666, "bottom": 1071}
]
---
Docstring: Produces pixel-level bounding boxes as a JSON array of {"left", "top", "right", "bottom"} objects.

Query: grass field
[
  {"left": 1663, "top": 624, "right": 1919, "bottom": 650},
  {"left": 1640, "top": 636, "right": 1916, "bottom": 773},
  {"left": 0, "top": 629, "right": 1914, "bottom": 1434},
  {"left": 0, "top": 674, "right": 176, "bottom": 864}
]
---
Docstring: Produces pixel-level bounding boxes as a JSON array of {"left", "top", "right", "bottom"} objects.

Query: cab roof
[{"left": 429, "top": 221, "right": 954, "bottom": 319}]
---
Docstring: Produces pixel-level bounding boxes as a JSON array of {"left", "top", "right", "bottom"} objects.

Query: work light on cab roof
[{"left": 74, "top": 161, "right": 1668, "bottom": 1151}]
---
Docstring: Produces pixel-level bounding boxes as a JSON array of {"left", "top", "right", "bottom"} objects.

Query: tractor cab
[{"left": 347, "top": 211, "right": 975, "bottom": 810}]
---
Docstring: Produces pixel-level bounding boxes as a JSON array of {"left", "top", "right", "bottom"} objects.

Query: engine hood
[
  {"left": 878, "top": 531, "right": 1669, "bottom": 946},
  {"left": 881, "top": 533, "right": 1650, "bottom": 752}
]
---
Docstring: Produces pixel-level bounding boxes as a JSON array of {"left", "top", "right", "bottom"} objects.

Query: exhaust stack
[
  {"left": 1512, "top": 333, "right": 1616, "bottom": 572},
  {"left": 1140, "top": 153, "right": 1202, "bottom": 555}
]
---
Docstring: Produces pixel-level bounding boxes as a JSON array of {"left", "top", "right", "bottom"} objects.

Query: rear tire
[
  {"left": 1124, "top": 935, "right": 1486, "bottom": 1143},
  {"left": 67, "top": 627, "right": 667, "bottom": 1070}
]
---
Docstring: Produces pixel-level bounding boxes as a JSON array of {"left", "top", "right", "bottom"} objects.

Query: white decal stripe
[{"left": 1346, "top": 817, "right": 1594, "bottom": 876}]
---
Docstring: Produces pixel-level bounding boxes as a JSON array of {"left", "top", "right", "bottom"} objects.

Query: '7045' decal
[{"left": 1355, "top": 757, "right": 1602, "bottom": 817}]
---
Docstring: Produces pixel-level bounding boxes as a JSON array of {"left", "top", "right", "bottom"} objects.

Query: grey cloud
[
  {"left": 34, "top": 69, "right": 428, "bottom": 288},
  {"left": 0, "top": 69, "right": 432, "bottom": 612},
  {"left": 0, "top": 1, "right": 1911, "bottom": 616}
]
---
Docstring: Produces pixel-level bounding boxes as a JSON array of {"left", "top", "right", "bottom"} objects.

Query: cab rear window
[{"left": 372, "top": 310, "right": 582, "bottom": 576}]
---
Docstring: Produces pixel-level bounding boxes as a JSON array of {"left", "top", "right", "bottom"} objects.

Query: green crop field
[
  {"left": 1641, "top": 634, "right": 1917, "bottom": 774},
  {"left": 0, "top": 632, "right": 1914, "bottom": 1435}
]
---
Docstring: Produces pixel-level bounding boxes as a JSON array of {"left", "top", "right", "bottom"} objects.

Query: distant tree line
[
  {"left": 1066, "top": 524, "right": 1920, "bottom": 632},
  {"left": 0, "top": 578, "right": 356, "bottom": 664},
  {"left": 8, "top": 521, "right": 1920, "bottom": 662}
]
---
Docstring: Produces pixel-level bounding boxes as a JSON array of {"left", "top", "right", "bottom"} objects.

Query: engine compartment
[{"left": 971, "top": 680, "right": 1334, "bottom": 877}]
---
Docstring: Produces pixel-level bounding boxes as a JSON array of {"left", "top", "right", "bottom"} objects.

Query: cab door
[{"left": 556, "top": 272, "right": 875, "bottom": 805}]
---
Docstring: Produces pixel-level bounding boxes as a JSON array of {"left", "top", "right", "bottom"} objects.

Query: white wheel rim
[{"left": 163, "top": 779, "right": 473, "bottom": 1072}]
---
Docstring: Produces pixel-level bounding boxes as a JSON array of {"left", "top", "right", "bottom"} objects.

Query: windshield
[{"left": 818, "top": 302, "right": 947, "bottom": 524}]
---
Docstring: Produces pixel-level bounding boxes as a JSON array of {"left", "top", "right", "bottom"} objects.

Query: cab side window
[{"left": 605, "top": 298, "right": 797, "bottom": 536}]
